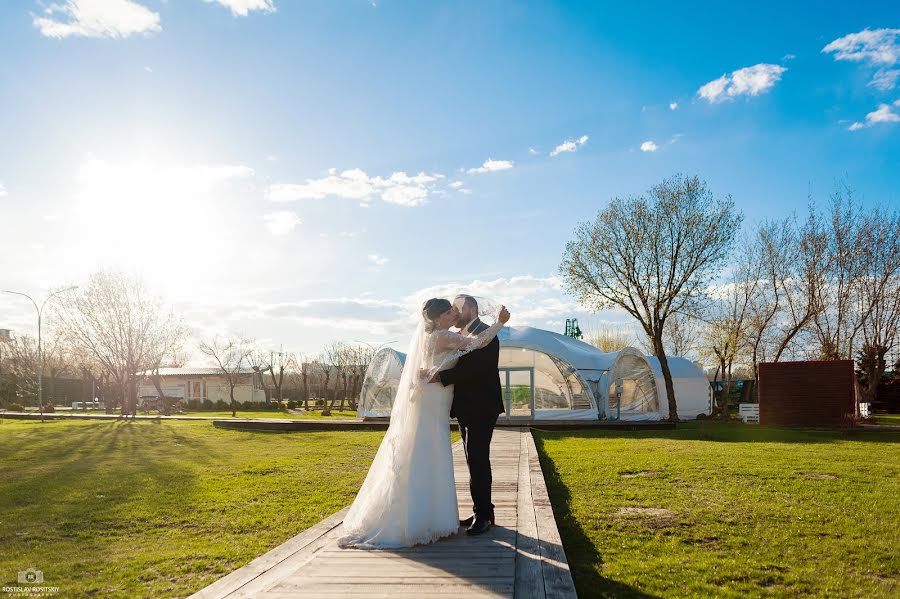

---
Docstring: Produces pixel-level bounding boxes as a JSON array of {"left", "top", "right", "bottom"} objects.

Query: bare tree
[
  {"left": 345, "top": 343, "right": 378, "bottom": 410},
  {"left": 585, "top": 323, "right": 634, "bottom": 353},
  {"left": 313, "top": 353, "right": 333, "bottom": 415},
  {"left": 699, "top": 233, "right": 761, "bottom": 415},
  {"left": 50, "top": 270, "right": 184, "bottom": 417},
  {"left": 198, "top": 335, "right": 254, "bottom": 417},
  {"left": 855, "top": 204, "right": 900, "bottom": 405},
  {"left": 665, "top": 313, "right": 701, "bottom": 360},
  {"left": 289, "top": 354, "right": 314, "bottom": 409},
  {"left": 246, "top": 350, "right": 273, "bottom": 403},
  {"left": 265, "top": 349, "right": 293, "bottom": 403},
  {"left": 4, "top": 334, "right": 39, "bottom": 405},
  {"left": 560, "top": 174, "right": 742, "bottom": 421},
  {"left": 811, "top": 188, "right": 867, "bottom": 360}
]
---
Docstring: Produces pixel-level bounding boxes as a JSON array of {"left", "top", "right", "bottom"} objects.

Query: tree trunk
[{"left": 654, "top": 333, "right": 679, "bottom": 422}]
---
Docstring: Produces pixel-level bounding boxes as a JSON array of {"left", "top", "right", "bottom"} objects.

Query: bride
[{"left": 338, "top": 297, "right": 509, "bottom": 549}]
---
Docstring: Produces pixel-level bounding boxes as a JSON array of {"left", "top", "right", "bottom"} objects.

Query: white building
[{"left": 138, "top": 368, "right": 267, "bottom": 405}]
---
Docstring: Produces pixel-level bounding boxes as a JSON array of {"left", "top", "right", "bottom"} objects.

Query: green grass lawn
[
  {"left": 61, "top": 409, "right": 359, "bottom": 419},
  {"left": 874, "top": 414, "right": 900, "bottom": 425},
  {"left": 0, "top": 419, "right": 384, "bottom": 598},
  {"left": 177, "top": 409, "right": 359, "bottom": 419},
  {"left": 534, "top": 422, "right": 900, "bottom": 598}
]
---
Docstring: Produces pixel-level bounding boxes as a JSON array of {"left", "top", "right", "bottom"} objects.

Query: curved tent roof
[
  {"left": 357, "top": 325, "right": 711, "bottom": 421},
  {"left": 499, "top": 326, "right": 618, "bottom": 376}
]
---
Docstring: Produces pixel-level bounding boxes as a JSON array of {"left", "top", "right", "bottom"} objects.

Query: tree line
[
  {"left": 562, "top": 175, "right": 900, "bottom": 421},
  {"left": 0, "top": 270, "right": 380, "bottom": 416}
]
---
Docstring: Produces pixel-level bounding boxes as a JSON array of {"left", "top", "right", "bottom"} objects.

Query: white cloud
[
  {"left": 640, "top": 140, "right": 658, "bottom": 152},
  {"left": 0, "top": 183, "right": 6, "bottom": 198},
  {"left": 263, "top": 211, "right": 302, "bottom": 235},
  {"left": 381, "top": 185, "right": 427, "bottom": 206},
  {"left": 697, "top": 63, "right": 787, "bottom": 103},
  {"left": 669, "top": 102, "right": 678, "bottom": 110},
  {"left": 870, "top": 69, "right": 900, "bottom": 91},
  {"left": 449, "top": 181, "right": 464, "bottom": 189},
  {"left": 467, "top": 158, "right": 514, "bottom": 174},
  {"left": 203, "top": 0, "right": 276, "bottom": 17},
  {"left": 528, "top": 147, "right": 539, "bottom": 155},
  {"left": 143, "top": 65, "right": 152, "bottom": 72},
  {"left": 368, "top": 254, "right": 390, "bottom": 266},
  {"left": 260, "top": 297, "right": 408, "bottom": 337},
  {"left": 266, "top": 168, "right": 442, "bottom": 207},
  {"left": 824, "top": 29, "right": 900, "bottom": 90},
  {"left": 33, "top": 0, "right": 161, "bottom": 39},
  {"left": 549, "top": 135, "right": 589, "bottom": 157},
  {"left": 823, "top": 28, "right": 899, "bottom": 66},
  {"left": 848, "top": 100, "right": 900, "bottom": 131}
]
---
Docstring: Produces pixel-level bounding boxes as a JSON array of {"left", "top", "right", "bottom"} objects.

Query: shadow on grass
[
  {"left": 532, "top": 434, "right": 660, "bottom": 599},
  {"left": 530, "top": 421, "right": 900, "bottom": 445}
]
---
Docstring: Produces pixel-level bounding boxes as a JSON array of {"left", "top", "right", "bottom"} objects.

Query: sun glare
[{"left": 69, "top": 155, "right": 255, "bottom": 296}]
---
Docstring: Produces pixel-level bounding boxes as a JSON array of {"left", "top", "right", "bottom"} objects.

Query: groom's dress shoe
[
  {"left": 466, "top": 518, "right": 492, "bottom": 536},
  {"left": 460, "top": 513, "right": 495, "bottom": 527}
]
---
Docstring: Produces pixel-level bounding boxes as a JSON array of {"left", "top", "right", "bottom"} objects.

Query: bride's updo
[{"left": 422, "top": 298, "right": 451, "bottom": 333}]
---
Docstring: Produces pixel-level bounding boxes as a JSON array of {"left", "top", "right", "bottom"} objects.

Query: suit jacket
[{"left": 439, "top": 318, "right": 504, "bottom": 421}]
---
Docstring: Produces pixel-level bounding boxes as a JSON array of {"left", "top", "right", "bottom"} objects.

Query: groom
[{"left": 432, "top": 294, "right": 506, "bottom": 535}]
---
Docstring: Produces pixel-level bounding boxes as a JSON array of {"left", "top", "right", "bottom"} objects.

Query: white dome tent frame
[{"left": 357, "top": 326, "right": 711, "bottom": 422}]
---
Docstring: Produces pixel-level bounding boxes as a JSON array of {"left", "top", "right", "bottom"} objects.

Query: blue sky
[{"left": 1, "top": 1, "right": 898, "bottom": 361}]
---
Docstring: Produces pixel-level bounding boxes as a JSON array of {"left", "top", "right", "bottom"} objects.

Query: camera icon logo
[{"left": 18, "top": 567, "right": 44, "bottom": 584}]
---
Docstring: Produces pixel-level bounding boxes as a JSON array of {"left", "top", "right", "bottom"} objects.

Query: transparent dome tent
[{"left": 357, "top": 326, "right": 711, "bottom": 421}]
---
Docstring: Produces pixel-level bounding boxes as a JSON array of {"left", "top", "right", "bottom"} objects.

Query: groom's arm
[{"left": 437, "top": 338, "right": 499, "bottom": 387}]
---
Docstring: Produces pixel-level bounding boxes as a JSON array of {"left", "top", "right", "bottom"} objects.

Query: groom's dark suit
[{"left": 438, "top": 318, "right": 504, "bottom": 521}]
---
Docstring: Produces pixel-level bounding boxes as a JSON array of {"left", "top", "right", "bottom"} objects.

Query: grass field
[
  {"left": 874, "top": 413, "right": 900, "bottom": 425},
  {"left": 177, "top": 409, "right": 358, "bottom": 419},
  {"left": 0, "top": 419, "right": 384, "bottom": 597},
  {"left": 61, "top": 409, "right": 359, "bottom": 419},
  {"left": 534, "top": 422, "right": 900, "bottom": 598}
]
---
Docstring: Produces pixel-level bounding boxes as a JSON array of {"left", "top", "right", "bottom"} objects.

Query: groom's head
[{"left": 453, "top": 294, "right": 478, "bottom": 328}]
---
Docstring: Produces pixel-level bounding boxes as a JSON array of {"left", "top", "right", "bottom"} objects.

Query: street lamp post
[{"left": 3, "top": 286, "right": 79, "bottom": 422}]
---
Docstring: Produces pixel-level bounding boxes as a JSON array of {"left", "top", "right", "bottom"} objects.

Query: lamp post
[{"left": 3, "top": 286, "right": 79, "bottom": 422}]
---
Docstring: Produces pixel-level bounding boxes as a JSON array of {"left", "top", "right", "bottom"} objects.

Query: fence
[{"left": 758, "top": 360, "right": 857, "bottom": 428}]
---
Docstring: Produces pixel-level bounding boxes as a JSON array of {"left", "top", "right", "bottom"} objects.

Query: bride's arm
[{"left": 434, "top": 307, "right": 510, "bottom": 352}]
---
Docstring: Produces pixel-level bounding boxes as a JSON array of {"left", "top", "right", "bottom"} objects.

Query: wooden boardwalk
[{"left": 188, "top": 428, "right": 576, "bottom": 598}]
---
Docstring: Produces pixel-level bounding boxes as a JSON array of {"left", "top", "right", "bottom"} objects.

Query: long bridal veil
[{"left": 338, "top": 296, "right": 502, "bottom": 548}]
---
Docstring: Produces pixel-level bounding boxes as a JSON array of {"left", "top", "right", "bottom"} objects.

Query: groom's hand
[{"left": 499, "top": 306, "right": 511, "bottom": 324}]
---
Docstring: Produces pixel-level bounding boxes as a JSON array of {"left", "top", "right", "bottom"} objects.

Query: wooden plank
[
  {"left": 514, "top": 428, "right": 545, "bottom": 598},
  {"left": 269, "top": 582, "right": 515, "bottom": 594},
  {"left": 186, "top": 507, "right": 348, "bottom": 599},
  {"left": 526, "top": 431, "right": 577, "bottom": 599}
]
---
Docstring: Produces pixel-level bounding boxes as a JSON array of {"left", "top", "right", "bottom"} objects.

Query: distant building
[{"left": 138, "top": 367, "right": 267, "bottom": 405}]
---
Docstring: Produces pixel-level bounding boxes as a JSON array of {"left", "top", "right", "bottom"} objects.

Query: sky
[{"left": 1, "top": 0, "right": 898, "bottom": 364}]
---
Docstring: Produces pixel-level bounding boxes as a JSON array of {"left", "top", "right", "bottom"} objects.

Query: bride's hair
[{"left": 422, "top": 298, "right": 451, "bottom": 333}]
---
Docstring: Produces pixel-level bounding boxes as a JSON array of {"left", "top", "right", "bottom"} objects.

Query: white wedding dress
[{"left": 338, "top": 315, "right": 504, "bottom": 549}]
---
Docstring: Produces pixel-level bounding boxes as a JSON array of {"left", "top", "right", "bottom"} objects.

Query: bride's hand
[{"left": 498, "top": 306, "right": 511, "bottom": 324}]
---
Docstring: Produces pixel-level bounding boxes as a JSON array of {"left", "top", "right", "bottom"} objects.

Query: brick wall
[{"left": 758, "top": 360, "right": 857, "bottom": 428}]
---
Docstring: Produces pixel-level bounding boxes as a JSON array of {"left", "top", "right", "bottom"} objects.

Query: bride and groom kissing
[{"left": 338, "top": 294, "right": 512, "bottom": 549}]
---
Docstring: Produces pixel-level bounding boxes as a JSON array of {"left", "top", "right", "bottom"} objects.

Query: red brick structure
[{"left": 758, "top": 360, "right": 858, "bottom": 428}]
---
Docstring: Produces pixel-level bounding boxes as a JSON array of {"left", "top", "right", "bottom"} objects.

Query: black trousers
[{"left": 457, "top": 414, "right": 498, "bottom": 520}]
